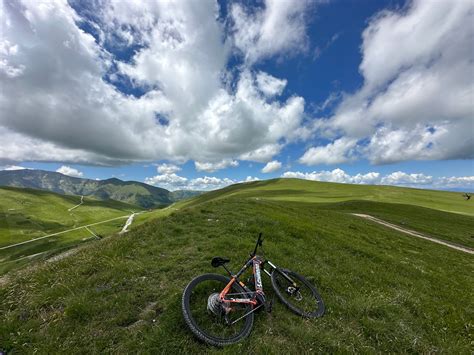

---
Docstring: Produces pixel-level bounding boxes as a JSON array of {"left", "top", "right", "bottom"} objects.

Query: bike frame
[{"left": 219, "top": 253, "right": 298, "bottom": 308}]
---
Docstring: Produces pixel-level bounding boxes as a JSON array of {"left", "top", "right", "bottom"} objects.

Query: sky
[{"left": 0, "top": 0, "right": 473, "bottom": 191}]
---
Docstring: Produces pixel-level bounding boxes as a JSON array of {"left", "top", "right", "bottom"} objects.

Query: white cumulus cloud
[
  {"left": 261, "top": 160, "right": 282, "bottom": 173},
  {"left": 145, "top": 173, "right": 188, "bottom": 190},
  {"left": 156, "top": 163, "right": 181, "bottom": 175},
  {"left": 145, "top": 172, "right": 236, "bottom": 191},
  {"left": 282, "top": 169, "right": 380, "bottom": 185},
  {"left": 56, "top": 165, "right": 84, "bottom": 178},
  {"left": 195, "top": 159, "right": 239, "bottom": 173},
  {"left": 301, "top": 0, "right": 474, "bottom": 165},
  {"left": 231, "top": 0, "right": 313, "bottom": 64},
  {"left": 281, "top": 169, "right": 474, "bottom": 190},
  {"left": 299, "top": 137, "right": 358, "bottom": 165},
  {"left": 256, "top": 71, "right": 287, "bottom": 97},
  {"left": 0, "top": 165, "right": 27, "bottom": 171},
  {"left": 239, "top": 144, "right": 282, "bottom": 163},
  {"left": 380, "top": 171, "right": 433, "bottom": 186},
  {"left": 0, "top": 0, "right": 312, "bottom": 166},
  {"left": 437, "top": 176, "right": 474, "bottom": 189}
]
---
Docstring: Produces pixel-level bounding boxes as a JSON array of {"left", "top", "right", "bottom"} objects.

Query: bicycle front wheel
[
  {"left": 271, "top": 268, "right": 325, "bottom": 318},
  {"left": 182, "top": 273, "right": 254, "bottom": 346}
]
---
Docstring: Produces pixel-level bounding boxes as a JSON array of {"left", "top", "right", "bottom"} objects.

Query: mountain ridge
[{"left": 0, "top": 169, "right": 201, "bottom": 208}]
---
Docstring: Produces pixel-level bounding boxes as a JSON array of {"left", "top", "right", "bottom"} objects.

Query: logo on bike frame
[{"left": 254, "top": 263, "right": 263, "bottom": 290}]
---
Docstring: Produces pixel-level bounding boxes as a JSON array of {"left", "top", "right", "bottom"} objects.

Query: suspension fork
[{"left": 263, "top": 260, "right": 298, "bottom": 288}]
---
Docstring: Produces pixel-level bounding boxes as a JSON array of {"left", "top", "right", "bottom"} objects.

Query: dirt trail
[
  {"left": 352, "top": 214, "right": 474, "bottom": 255},
  {"left": 119, "top": 213, "right": 137, "bottom": 234},
  {"left": 68, "top": 195, "right": 84, "bottom": 211}
]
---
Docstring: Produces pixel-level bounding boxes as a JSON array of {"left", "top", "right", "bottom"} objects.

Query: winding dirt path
[
  {"left": 68, "top": 195, "right": 84, "bottom": 211},
  {"left": 352, "top": 214, "right": 474, "bottom": 255}
]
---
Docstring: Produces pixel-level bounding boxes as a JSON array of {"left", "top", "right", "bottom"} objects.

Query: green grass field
[
  {"left": 181, "top": 178, "right": 473, "bottom": 215},
  {"left": 0, "top": 187, "right": 144, "bottom": 274},
  {"left": 0, "top": 186, "right": 139, "bottom": 245},
  {"left": 1, "top": 179, "right": 472, "bottom": 353}
]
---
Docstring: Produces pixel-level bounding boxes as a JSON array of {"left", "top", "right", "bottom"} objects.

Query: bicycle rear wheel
[
  {"left": 182, "top": 273, "right": 254, "bottom": 346},
  {"left": 271, "top": 268, "right": 325, "bottom": 318}
]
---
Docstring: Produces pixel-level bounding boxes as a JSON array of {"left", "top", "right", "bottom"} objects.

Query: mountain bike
[{"left": 182, "top": 233, "right": 325, "bottom": 346}]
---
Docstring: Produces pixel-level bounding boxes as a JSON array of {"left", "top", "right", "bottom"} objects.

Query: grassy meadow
[
  {"left": 0, "top": 187, "right": 142, "bottom": 274},
  {"left": 186, "top": 178, "right": 473, "bottom": 215},
  {"left": 1, "top": 179, "right": 473, "bottom": 353}
]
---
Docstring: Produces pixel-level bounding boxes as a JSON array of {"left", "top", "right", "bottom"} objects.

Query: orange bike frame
[{"left": 219, "top": 256, "right": 265, "bottom": 306}]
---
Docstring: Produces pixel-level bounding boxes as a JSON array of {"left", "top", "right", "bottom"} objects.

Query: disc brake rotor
[{"left": 287, "top": 286, "right": 303, "bottom": 301}]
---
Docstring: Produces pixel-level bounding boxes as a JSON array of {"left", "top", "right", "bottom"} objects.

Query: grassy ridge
[
  {"left": 182, "top": 179, "right": 473, "bottom": 215},
  {"left": 1, "top": 191, "right": 473, "bottom": 352},
  {"left": 0, "top": 170, "right": 173, "bottom": 208}
]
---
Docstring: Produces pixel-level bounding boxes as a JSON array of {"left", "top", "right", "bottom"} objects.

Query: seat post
[{"left": 222, "top": 264, "right": 232, "bottom": 277}]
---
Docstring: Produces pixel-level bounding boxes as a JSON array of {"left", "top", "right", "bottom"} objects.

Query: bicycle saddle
[{"left": 211, "top": 257, "right": 230, "bottom": 268}]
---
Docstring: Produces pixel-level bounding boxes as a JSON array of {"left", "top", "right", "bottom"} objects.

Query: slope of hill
[
  {"left": 169, "top": 190, "right": 204, "bottom": 201},
  {"left": 0, "top": 170, "right": 172, "bottom": 208},
  {"left": 1, "top": 179, "right": 472, "bottom": 353},
  {"left": 0, "top": 186, "right": 140, "bottom": 274},
  {"left": 180, "top": 178, "right": 474, "bottom": 215}
]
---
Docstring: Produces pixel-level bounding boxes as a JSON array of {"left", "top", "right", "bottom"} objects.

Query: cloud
[
  {"left": 231, "top": 0, "right": 313, "bottom": 64},
  {"left": 283, "top": 169, "right": 380, "bottom": 184},
  {"left": 437, "top": 176, "right": 474, "bottom": 189},
  {"left": 299, "top": 137, "right": 358, "bottom": 165},
  {"left": 0, "top": 0, "right": 310, "bottom": 165},
  {"left": 0, "top": 165, "right": 27, "bottom": 171},
  {"left": 256, "top": 71, "right": 287, "bottom": 97},
  {"left": 302, "top": 0, "right": 474, "bottom": 165},
  {"left": 239, "top": 144, "right": 282, "bottom": 163},
  {"left": 243, "top": 176, "right": 260, "bottom": 182},
  {"left": 56, "top": 165, "right": 84, "bottom": 178},
  {"left": 145, "top": 171, "right": 262, "bottom": 191},
  {"left": 145, "top": 172, "right": 235, "bottom": 191},
  {"left": 195, "top": 159, "right": 239, "bottom": 173},
  {"left": 282, "top": 168, "right": 474, "bottom": 189},
  {"left": 261, "top": 160, "right": 282, "bottom": 173},
  {"left": 156, "top": 163, "right": 181, "bottom": 175},
  {"left": 380, "top": 171, "right": 433, "bottom": 186},
  {"left": 0, "top": 128, "right": 128, "bottom": 166},
  {"left": 186, "top": 176, "right": 236, "bottom": 191},
  {"left": 144, "top": 173, "right": 188, "bottom": 190}
]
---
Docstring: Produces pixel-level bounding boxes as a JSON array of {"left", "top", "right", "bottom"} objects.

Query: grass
[
  {"left": 318, "top": 200, "right": 474, "bottom": 248},
  {"left": 0, "top": 186, "right": 138, "bottom": 246},
  {"left": 185, "top": 178, "right": 473, "bottom": 215},
  {"left": 0, "top": 186, "right": 145, "bottom": 275},
  {"left": 1, "top": 179, "right": 473, "bottom": 353}
]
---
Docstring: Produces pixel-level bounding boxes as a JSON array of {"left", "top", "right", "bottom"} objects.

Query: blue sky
[{"left": 1, "top": 0, "right": 473, "bottom": 191}]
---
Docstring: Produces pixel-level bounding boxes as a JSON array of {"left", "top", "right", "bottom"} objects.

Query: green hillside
[
  {"left": 180, "top": 178, "right": 474, "bottom": 215},
  {"left": 0, "top": 186, "right": 141, "bottom": 274},
  {"left": 0, "top": 170, "right": 173, "bottom": 208},
  {"left": 1, "top": 179, "right": 473, "bottom": 353}
]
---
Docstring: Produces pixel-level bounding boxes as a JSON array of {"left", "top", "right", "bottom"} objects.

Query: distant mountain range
[{"left": 0, "top": 169, "right": 201, "bottom": 208}]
